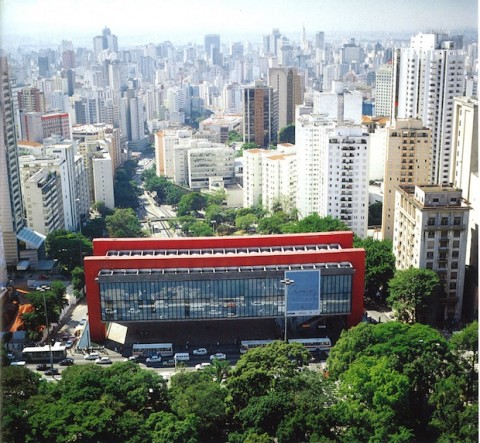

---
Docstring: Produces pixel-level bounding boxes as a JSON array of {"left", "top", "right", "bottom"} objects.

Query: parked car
[
  {"left": 162, "top": 359, "right": 176, "bottom": 367},
  {"left": 59, "top": 358, "right": 74, "bottom": 366},
  {"left": 123, "top": 355, "right": 139, "bottom": 362},
  {"left": 44, "top": 368, "right": 59, "bottom": 376},
  {"left": 65, "top": 340, "right": 75, "bottom": 349},
  {"left": 7, "top": 352, "right": 15, "bottom": 360},
  {"left": 36, "top": 363, "right": 49, "bottom": 371},
  {"left": 192, "top": 348, "right": 208, "bottom": 356},
  {"left": 210, "top": 353, "right": 227, "bottom": 361},
  {"left": 84, "top": 352, "right": 100, "bottom": 360},
  {"left": 146, "top": 355, "right": 162, "bottom": 364},
  {"left": 95, "top": 357, "right": 112, "bottom": 365}
]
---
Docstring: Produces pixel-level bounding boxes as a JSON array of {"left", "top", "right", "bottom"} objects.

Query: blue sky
[{"left": 1, "top": 0, "right": 477, "bottom": 46}]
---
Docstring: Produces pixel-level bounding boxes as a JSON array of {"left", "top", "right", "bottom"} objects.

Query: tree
[
  {"left": 176, "top": 192, "right": 208, "bottom": 217},
  {"left": 1, "top": 366, "right": 41, "bottom": 443},
  {"left": 354, "top": 237, "right": 395, "bottom": 297},
  {"left": 257, "top": 212, "right": 291, "bottom": 234},
  {"left": 82, "top": 217, "right": 107, "bottom": 239},
  {"left": 235, "top": 213, "right": 258, "bottom": 232},
  {"left": 227, "top": 341, "right": 310, "bottom": 410},
  {"left": 449, "top": 321, "right": 478, "bottom": 400},
  {"left": 146, "top": 412, "right": 200, "bottom": 443},
  {"left": 105, "top": 208, "right": 146, "bottom": 238},
  {"left": 282, "top": 214, "right": 349, "bottom": 234},
  {"left": 387, "top": 268, "right": 441, "bottom": 324},
  {"left": 46, "top": 230, "right": 92, "bottom": 272},
  {"left": 333, "top": 355, "right": 413, "bottom": 442},
  {"left": 188, "top": 220, "right": 213, "bottom": 237},
  {"left": 278, "top": 124, "right": 295, "bottom": 144},
  {"left": 71, "top": 266, "right": 85, "bottom": 295},
  {"left": 91, "top": 201, "right": 114, "bottom": 218},
  {"left": 327, "top": 321, "right": 454, "bottom": 438}
]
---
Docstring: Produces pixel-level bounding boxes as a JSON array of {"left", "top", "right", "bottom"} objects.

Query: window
[
  {"left": 451, "top": 262, "right": 458, "bottom": 269},
  {"left": 428, "top": 231, "right": 435, "bottom": 238},
  {"left": 453, "top": 216, "right": 462, "bottom": 225},
  {"left": 427, "top": 252, "right": 434, "bottom": 259},
  {"left": 441, "top": 217, "right": 449, "bottom": 226},
  {"left": 427, "top": 218, "right": 435, "bottom": 226},
  {"left": 452, "top": 251, "right": 459, "bottom": 259},
  {"left": 453, "top": 241, "right": 460, "bottom": 248}
]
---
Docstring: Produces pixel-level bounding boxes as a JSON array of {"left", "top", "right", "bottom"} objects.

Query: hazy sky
[{"left": 1, "top": 0, "right": 478, "bottom": 47}]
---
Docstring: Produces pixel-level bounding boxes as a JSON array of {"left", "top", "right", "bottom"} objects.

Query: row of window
[{"left": 98, "top": 274, "right": 353, "bottom": 322}]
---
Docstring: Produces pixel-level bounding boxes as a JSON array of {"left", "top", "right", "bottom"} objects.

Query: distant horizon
[{"left": 0, "top": 0, "right": 477, "bottom": 51}]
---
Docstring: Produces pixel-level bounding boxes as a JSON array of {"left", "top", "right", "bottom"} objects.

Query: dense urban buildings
[{"left": 0, "top": 23, "right": 477, "bottom": 329}]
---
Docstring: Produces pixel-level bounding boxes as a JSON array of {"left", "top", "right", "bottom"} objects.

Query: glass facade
[{"left": 98, "top": 269, "right": 353, "bottom": 322}]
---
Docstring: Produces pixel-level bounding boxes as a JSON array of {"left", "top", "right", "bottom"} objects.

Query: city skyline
[{"left": 1, "top": 0, "right": 478, "bottom": 49}]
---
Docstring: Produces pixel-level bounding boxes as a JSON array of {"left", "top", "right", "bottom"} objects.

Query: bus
[
  {"left": 288, "top": 338, "right": 332, "bottom": 353},
  {"left": 239, "top": 340, "right": 276, "bottom": 354},
  {"left": 22, "top": 343, "right": 67, "bottom": 362},
  {"left": 132, "top": 343, "right": 174, "bottom": 358}
]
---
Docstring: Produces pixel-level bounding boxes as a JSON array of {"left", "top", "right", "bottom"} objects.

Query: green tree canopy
[
  {"left": 45, "top": 230, "right": 92, "bottom": 272},
  {"left": 176, "top": 192, "right": 208, "bottom": 217},
  {"left": 354, "top": 237, "right": 396, "bottom": 297},
  {"left": 278, "top": 124, "right": 295, "bottom": 144},
  {"left": 282, "top": 214, "right": 349, "bottom": 234},
  {"left": 227, "top": 341, "right": 310, "bottom": 410},
  {"left": 105, "top": 208, "right": 146, "bottom": 238},
  {"left": 387, "top": 268, "right": 441, "bottom": 324},
  {"left": 235, "top": 213, "right": 258, "bottom": 232}
]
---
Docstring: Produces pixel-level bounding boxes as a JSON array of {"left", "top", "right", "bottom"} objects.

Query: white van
[{"left": 173, "top": 352, "right": 190, "bottom": 362}]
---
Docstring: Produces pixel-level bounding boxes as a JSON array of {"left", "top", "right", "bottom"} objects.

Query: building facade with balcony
[
  {"left": 393, "top": 184, "right": 470, "bottom": 323},
  {"left": 84, "top": 232, "right": 366, "bottom": 342}
]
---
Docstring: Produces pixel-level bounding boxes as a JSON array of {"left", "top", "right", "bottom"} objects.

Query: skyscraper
[
  {"left": 268, "top": 67, "right": 304, "bottom": 131},
  {"left": 242, "top": 81, "right": 278, "bottom": 148},
  {"left": 0, "top": 57, "right": 25, "bottom": 266},
  {"left": 392, "top": 32, "right": 465, "bottom": 185}
]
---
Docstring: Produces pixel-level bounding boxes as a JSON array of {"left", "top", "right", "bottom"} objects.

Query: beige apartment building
[
  {"left": 393, "top": 184, "right": 470, "bottom": 323},
  {"left": 382, "top": 119, "right": 431, "bottom": 240}
]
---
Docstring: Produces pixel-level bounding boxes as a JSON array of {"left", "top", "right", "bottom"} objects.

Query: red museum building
[{"left": 84, "top": 232, "right": 365, "bottom": 342}]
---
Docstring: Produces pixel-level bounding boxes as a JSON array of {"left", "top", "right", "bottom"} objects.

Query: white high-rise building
[
  {"left": 92, "top": 152, "right": 115, "bottom": 209},
  {"left": 374, "top": 63, "right": 393, "bottom": 117},
  {"left": 24, "top": 168, "right": 64, "bottom": 236},
  {"left": 313, "top": 82, "right": 362, "bottom": 124},
  {"left": 450, "top": 96, "right": 478, "bottom": 275},
  {"left": 392, "top": 32, "right": 465, "bottom": 184},
  {"left": 261, "top": 144, "right": 297, "bottom": 213},
  {"left": 296, "top": 115, "right": 369, "bottom": 237},
  {"left": 0, "top": 57, "right": 25, "bottom": 266},
  {"left": 187, "top": 142, "right": 236, "bottom": 190},
  {"left": 243, "top": 148, "right": 269, "bottom": 209},
  {"left": 393, "top": 184, "right": 470, "bottom": 322},
  {"left": 295, "top": 114, "right": 335, "bottom": 218},
  {"left": 324, "top": 125, "right": 369, "bottom": 238}
]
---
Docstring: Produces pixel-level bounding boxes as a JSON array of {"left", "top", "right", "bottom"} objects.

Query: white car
[
  {"left": 195, "top": 362, "right": 211, "bottom": 370},
  {"left": 146, "top": 355, "right": 162, "bottom": 364},
  {"left": 192, "top": 348, "right": 208, "bottom": 356},
  {"left": 84, "top": 352, "right": 100, "bottom": 360},
  {"left": 210, "top": 353, "right": 227, "bottom": 361},
  {"left": 95, "top": 357, "right": 112, "bottom": 365}
]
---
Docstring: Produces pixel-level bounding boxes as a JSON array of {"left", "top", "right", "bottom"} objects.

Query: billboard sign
[{"left": 284, "top": 270, "right": 321, "bottom": 317}]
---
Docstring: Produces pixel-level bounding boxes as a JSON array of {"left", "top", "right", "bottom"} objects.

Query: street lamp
[
  {"left": 211, "top": 220, "right": 217, "bottom": 235},
  {"left": 280, "top": 278, "right": 294, "bottom": 342},
  {"left": 41, "top": 291, "right": 54, "bottom": 373}
]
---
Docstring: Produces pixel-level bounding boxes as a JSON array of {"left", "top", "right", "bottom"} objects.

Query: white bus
[
  {"left": 239, "top": 340, "right": 276, "bottom": 354},
  {"left": 132, "top": 343, "right": 174, "bottom": 358},
  {"left": 288, "top": 337, "right": 332, "bottom": 353},
  {"left": 22, "top": 343, "right": 67, "bottom": 362}
]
